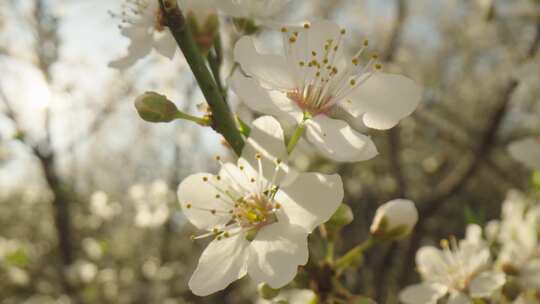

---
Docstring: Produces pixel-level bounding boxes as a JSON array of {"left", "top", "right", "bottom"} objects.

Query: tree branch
[{"left": 158, "top": 0, "right": 244, "bottom": 155}]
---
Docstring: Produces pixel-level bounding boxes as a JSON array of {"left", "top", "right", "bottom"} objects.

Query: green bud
[
  {"left": 327, "top": 204, "right": 354, "bottom": 229},
  {"left": 187, "top": 13, "right": 219, "bottom": 53},
  {"left": 258, "top": 283, "right": 280, "bottom": 300},
  {"left": 134, "top": 92, "right": 179, "bottom": 123},
  {"left": 233, "top": 18, "right": 260, "bottom": 35}
]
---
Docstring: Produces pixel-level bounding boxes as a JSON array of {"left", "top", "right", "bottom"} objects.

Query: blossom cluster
[
  {"left": 109, "top": 0, "right": 424, "bottom": 300},
  {"left": 400, "top": 190, "right": 540, "bottom": 304}
]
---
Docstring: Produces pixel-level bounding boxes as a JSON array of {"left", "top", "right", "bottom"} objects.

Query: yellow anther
[
  {"left": 186, "top": 203, "right": 192, "bottom": 209},
  {"left": 293, "top": 31, "right": 299, "bottom": 36},
  {"left": 371, "top": 53, "right": 379, "bottom": 59},
  {"left": 250, "top": 178, "right": 256, "bottom": 183},
  {"left": 289, "top": 36, "right": 296, "bottom": 43},
  {"left": 281, "top": 27, "right": 288, "bottom": 33},
  {"left": 217, "top": 236, "right": 222, "bottom": 241},
  {"left": 340, "top": 29, "right": 346, "bottom": 34},
  {"left": 216, "top": 175, "right": 221, "bottom": 180},
  {"left": 215, "top": 155, "right": 221, "bottom": 161},
  {"left": 323, "top": 59, "right": 329, "bottom": 64},
  {"left": 224, "top": 232, "right": 230, "bottom": 238},
  {"left": 215, "top": 194, "right": 221, "bottom": 199},
  {"left": 211, "top": 209, "right": 216, "bottom": 215},
  {"left": 303, "top": 23, "right": 310, "bottom": 29},
  {"left": 202, "top": 176, "right": 208, "bottom": 182},
  {"left": 352, "top": 58, "right": 359, "bottom": 65},
  {"left": 363, "top": 39, "right": 369, "bottom": 46},
  {"left": 239, "top": 165, "right": 244, "bottom": 170},
  {"left": 276, "top": 158, "right": 282, "bottom": 164},
  {"left": 255, "top": 153, "right": 262, "bottom": 159},
  {"left": 299, "top": 61, "right": 305, "bottom": 67},
  {"left": 440, "top": 239, "right": 449, "bottom": 248},
  {"left": 311, "top": 51, "right": 317, "bottom": 56},
  {"left": 213, "top": 228, "right": 219, "bottom": 233},
  {"left": 350, "top": 79, "right": 356, "bottom": 86},
  {"left": 375, "top": 64, "right": 382, "bottom": 70},
  {"left": 275, "top": 203, "right": 281, "bottom": 209}
]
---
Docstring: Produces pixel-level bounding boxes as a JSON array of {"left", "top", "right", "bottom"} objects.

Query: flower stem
[
  {"left": 287, "top": 122, "right": 306, "bottom": 154},
  {"left": 158, "top": 0, "right": 244, "bottom": 155},
  {"left": 334, "top": 237, "right": 376, "bottom": 270},
  {"left": 175, "top": 111, "right": 210, "bottom": 126}
]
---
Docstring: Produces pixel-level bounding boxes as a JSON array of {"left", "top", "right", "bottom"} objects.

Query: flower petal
[
  {"left": 154, "top": 33, "right": 177, "bottom": 59},
  {"left": 447, "top": 292, "right": 472, "bottom": 304},
  {"left": 241, "top": 116, "right": 298, "bottom": 186},
  {"left": 215, "top": 0, "right": 248, "bottom": 18},
  {"left": 230, "top": 71, "right": 303, "bottom": 125},
  {"left": 416, "top": 246, "right": 447, "bottom": 278},
  {"left": 275, "top": 172, "right": 343, "bottom": 233},
  {"left": 343, "top": 73, "right": 422, "bottom": 130},
  {"left": 399, "top": 283, "right": 447, "bottom": 304},
  {"left": 189, "top": 233, "right": 250, "bottom": 296},
  {"left": 234, "top": 36, "right": 296, "bottom": 90},
  {"left": 294, "top": 20, "right": 342, "bottom": 64},
  {"left": 305, "top": 115, "right": 378, "bottom": 162},
  {"left": 178, "top": 173, "right": 234, "bottom": 230},
  {"left": 248, "top": 220, "right": 309, "bottom": 288},
  {"left": 469, "top": 271, "right": 505, "bottom": 298}
]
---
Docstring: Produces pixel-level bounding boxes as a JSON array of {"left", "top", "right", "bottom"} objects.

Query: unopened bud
[
  {"left": 258, "top": 283, "right": 280, "bottom": 300},
  {"left": 186, "top": 12, "right": 219, "bottom": 53},
  {"left": 327, "top": 204, "right": 354, "bottom": 229},
  {"left": 370, "top": 199, "right": 418, "bottom": 240},
  {"left": 135, "top": 92, "right": 179, "bottom": 123}
]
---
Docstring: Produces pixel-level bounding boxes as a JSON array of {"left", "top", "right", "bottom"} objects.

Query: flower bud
[
  {"left": 370, "top": 199, "right": 418, "bottom": 240},
  {"left": 257, "top": 283, "right": 280, "bottom": 300},
  {"left": 134, "top": 92, "right": 179, "bottom": 123},
  {"left": 327, "top": 204, "right": 354, "bottom": 229},
  {"left": 233, "top": 18, "right": 260, "bottom": 35}
]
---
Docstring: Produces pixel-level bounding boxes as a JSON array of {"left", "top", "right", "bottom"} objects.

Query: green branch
[
  {"left": 158, "top": 0, "right": 244, "bottom": 155},
  {"left": 334, "top": 237, "right": 376, "bottom": 270}
]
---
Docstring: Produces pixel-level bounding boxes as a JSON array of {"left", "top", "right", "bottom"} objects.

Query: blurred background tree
[{"left": 0, "top": 0, "right": 539, "bottom": 303}]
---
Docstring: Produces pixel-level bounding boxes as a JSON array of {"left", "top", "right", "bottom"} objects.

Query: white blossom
[
  {"left": 508, "top": 137, "right": 540, "bottom": 170},
  {"left": 493, "top": 191, "right": 540, "bottom": 291},
  {"left": 231, "top": 20, "right": 422, "bottom": 162},
  {"left": 370, "top": 199, "right": 418, "bottom": 240},
  {"left": 178, "top": 116, "right": 343, "bottom": 296},
  {"left": 217, "top": 0, "right": 291, "bottom": 24},
  {"left": 109, "top": 0, "right": 177, "bottom": 69},
  {"left": 399, "top": 224, "right": 505, "bottom": 304}
]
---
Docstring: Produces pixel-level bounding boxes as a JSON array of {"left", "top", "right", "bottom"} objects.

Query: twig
[{"left": 158, "top": 0, "right": 244, "bottom": 155}]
